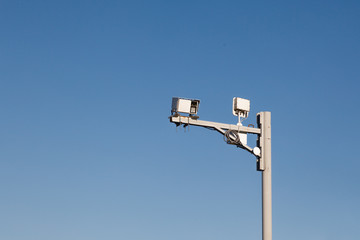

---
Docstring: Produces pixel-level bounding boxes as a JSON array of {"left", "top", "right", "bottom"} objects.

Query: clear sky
[{"left": 1, "top": 1, "right": 359, "bottom": 239}]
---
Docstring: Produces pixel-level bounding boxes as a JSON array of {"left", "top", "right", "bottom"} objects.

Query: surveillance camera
[
  {"left": 171, "top": 97, "right": 200, "bottom": 115},
  {"left": 233, "top": 97, "right": 250, "bottom": 118}
]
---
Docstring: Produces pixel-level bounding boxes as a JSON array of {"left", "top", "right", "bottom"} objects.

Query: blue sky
[{"left": 1, "top": 0, "right": 359, "bottom": 239}]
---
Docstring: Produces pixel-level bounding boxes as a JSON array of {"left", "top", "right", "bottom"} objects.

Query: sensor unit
[{"left": 233, "top": 97, "right": 250, "bottom": 118}]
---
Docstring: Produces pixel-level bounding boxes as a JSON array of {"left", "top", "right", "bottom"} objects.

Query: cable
[{"left": 224, "top": 130, "right": 242, "bottom": 145}]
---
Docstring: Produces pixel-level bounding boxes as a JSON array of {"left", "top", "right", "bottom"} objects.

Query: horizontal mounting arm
[
  {"left": 169, "top": 115, "right": 261, "bottom": 134},
  {"left": 169, "top": 115, "right": 261, "bottom": 156}
]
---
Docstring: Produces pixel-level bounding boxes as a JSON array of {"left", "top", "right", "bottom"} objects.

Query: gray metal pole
[
  {"left": 170, "top": 109, "right": 272, "bottom": 240},
  {"left": 259, "top": 112, "right": 272, "bottom": 240}
]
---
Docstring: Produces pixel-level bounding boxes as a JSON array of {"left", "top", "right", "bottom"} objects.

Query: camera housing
[{"left": 171, "top": 97, "right": 200, "bottom": 115}]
